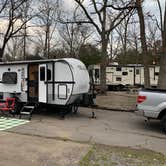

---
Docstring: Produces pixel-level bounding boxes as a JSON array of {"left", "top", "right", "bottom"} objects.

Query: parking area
[{"left": 3, "top": 108, "right": 166, "bottom": 156}]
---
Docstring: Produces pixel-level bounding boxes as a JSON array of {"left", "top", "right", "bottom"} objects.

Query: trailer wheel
[
  {"left": 72, "top": 105, "right": 78, "bottom": 114},
  {"left": 161, "top": 115, "right": 166, "bottom": 133},
  {"left": 68, "top": 105, "right": 78, "bottom": 114}
]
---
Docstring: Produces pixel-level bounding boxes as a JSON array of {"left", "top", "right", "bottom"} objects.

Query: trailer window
[
  {"left": 2, "top": 72, "right": 17, "bottom": 84},
  {"left": 40, "top": 67, "right": 45, "bottom": 81},
  {"left": 47, "top": 69, "right": 51, "bottom": 81},
  {"left": 122, "top": 72, "right": 128, "bottom": 76},
  {"left": 136, "top": 69, "right": 140, "bottom": 75},
  {"left": 0, "top": 92, "right": 3, "bottom": 99},
  {"left": 116, "top": 77, "right": 122, "bottom": 81},
  {"left": 95, "top": 69, "right": 99, "bottom": 79},
  {"left": 116, "top": 67, "right": 121, "bottom": 71},
  {"left": 155, "top": 72, "right": 159, "bottom": 76}
]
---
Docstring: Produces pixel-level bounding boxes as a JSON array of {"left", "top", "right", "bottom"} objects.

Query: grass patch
[{"left": 79, "top": 144, "right": 166, "bottom": 166}]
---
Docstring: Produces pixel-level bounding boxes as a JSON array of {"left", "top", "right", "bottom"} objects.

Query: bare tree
[
  {"left": 0, "top": 0, "right": 33, "bottom": 61},
  {"left": 115, "top": 10, "right": 134, "bottom": 62},
  {"left": 136, "top": 0, "right": 150, "bottom": 87},
  {"left": 157, "top": 0, "right": 166, "bottom": 88},
  {"left": 35, "top": 0, "right": 59, "bottom": 58},
  {"left": 58, "top": 7, "right": 92, "bottom": 58},
  {"left": 73, "top": 0, "right": 135, "bottom": 93},
  {"left": 6, "top": 36, "right": 23, "bottom": 60}
]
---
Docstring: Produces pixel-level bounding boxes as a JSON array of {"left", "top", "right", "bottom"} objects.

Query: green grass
[{"left": 79, "top": 144, "right": 166, "bottom": 166}]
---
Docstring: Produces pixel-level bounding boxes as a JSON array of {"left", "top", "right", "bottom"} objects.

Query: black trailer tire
[
  {"left": 161, "top": 115, "right": 166, "bottom": 133},
  {"left": 72, "top": 105, "right": 78, "bottom": 114}
]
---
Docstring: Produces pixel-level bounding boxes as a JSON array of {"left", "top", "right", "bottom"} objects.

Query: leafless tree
[
  {"left": 115, "top": 10, "right": 135, "bottom": 62},
  {"left": 0, "top": 0, "right": 34, "bottom": 61},
  {"left": 58, "top": 7, "right": 93, "bottom": 58},
  {"left": 6, "top": 36, "right": 23, "bottom": 60},
  {"left": 136, "top": 0, "right": 150, "bottom": 87},
  {"left": 156, "top": 0, "right": 166, "bottom": 89},
  {"left": 34, "top": 0, "right": 59, "bottom": 58},
  {"left": 73, "top": 0, "right": 135, "bottom": 93}
]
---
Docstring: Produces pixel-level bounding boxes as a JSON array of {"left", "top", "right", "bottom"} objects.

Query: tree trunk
[
  {"left": 0, "top": 45, "right": 6, "bottom": 62},
  {"left": 158, "top": 2, "right": 166, "bottom": 89},
  {"left": 100, "top": 37, "right": 108, "bottom": 94},
  {"left": 136, "top": 0, "right": 150, "bottom": 88}
]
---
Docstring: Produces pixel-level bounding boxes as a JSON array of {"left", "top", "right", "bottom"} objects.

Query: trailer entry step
[{"left": 19, "top": 106, "right": 34, "bottom": 120}]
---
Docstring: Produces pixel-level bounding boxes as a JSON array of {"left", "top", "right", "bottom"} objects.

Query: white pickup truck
[{"left": 136, "top": 88, "right": 166, "bottom": 133}]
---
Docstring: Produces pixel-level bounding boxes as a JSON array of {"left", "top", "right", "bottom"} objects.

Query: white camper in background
[
  {"left": 0, "top": 58, "right": 90, "bottom": 111},
  {"left": 90, "top": 64, "right": 159, "bottom": 90}
]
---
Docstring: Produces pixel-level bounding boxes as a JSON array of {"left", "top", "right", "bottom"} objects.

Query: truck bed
[{"left": 137, "top": 88, "right": 166, "bottom": 119}]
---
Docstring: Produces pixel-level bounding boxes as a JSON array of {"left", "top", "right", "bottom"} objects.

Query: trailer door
[{"left": 39, "top": 64, "right": 47, "bottom": 103}]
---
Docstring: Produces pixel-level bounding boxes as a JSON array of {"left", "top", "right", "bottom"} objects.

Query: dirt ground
[
  {"left": 0, "top": 92, "right": 166, "bottom": 166},
  {"left": 0, "top": 132, "right": 90, "bottom": 166},
  {"left": 6, "top": 108, "right": 166, "bottom": 155},
  {"left": 96, "top": 91, "right": 137, "bottom": 111}
]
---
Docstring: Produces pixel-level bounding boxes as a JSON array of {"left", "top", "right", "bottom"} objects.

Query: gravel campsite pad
[
  {"left": 0, "top": 117, "right": 29, "bottom": 131},
  {"left": 79, "top": 144, "right": 166, "bottom": 166}
]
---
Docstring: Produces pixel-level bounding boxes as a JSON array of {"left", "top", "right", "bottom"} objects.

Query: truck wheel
[{"left": 161, "top": 115, "right": 166, "bottom": 133}]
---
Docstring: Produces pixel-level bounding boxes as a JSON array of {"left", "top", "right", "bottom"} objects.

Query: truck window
[{"left": 2, "top": 72, "right": 17, "bottom": 84}]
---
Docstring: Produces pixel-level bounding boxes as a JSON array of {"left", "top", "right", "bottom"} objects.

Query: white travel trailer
[
  {"left": 0, "top": 58, "right": 90, "bottom": 109},
  {"left": 89, "top": 64, "right": 159, "bottom": 90}
]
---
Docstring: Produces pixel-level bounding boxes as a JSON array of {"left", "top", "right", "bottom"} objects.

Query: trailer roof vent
[{"left": 2, "top": 72, "right": 17, "bottom": 84}]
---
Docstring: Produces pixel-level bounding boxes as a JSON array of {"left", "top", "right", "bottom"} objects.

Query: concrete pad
[
  {"left": 0, "top": 132, "right": 89, "bottom": 166},
  {"left": 7, "top": 108, "right": 166, "bottom": 156}
]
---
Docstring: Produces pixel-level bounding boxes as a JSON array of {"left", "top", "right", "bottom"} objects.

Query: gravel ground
[{"left": 96, "top": 92, "right": 137, "bottom": 111}]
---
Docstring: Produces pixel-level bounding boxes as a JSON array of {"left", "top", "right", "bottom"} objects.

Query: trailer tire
[
  {"left": 68, "top": 105, "right": 78, "bottom": 114},
  {"left": 72, "top": 105, "right": 78, "bottom": 114},
  {"left": 161, "top": 115, "right": 166, "bottom": 133}
]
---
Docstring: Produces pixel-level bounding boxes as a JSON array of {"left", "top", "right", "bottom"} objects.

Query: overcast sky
[
  {"left": 63, "top": 0, "right": 165, "bottom": 18},
  {"left": 144, "top": 0, "right": 165, "bottom": 17}
]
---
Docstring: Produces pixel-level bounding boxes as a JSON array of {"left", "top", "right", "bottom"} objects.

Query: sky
[
  {"left": 63, "top": 0, "right": 165, "bottom": 17},
  {"left": 144, "top": 0, "right": 165, "bottom": 17},
  {"left": 0, "top": 0, "right": 165, "bottom": 55}
]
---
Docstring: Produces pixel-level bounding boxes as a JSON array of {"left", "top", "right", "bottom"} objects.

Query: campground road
[{"left": 6, "top": 108, "right": 166, "bottom": 156}]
